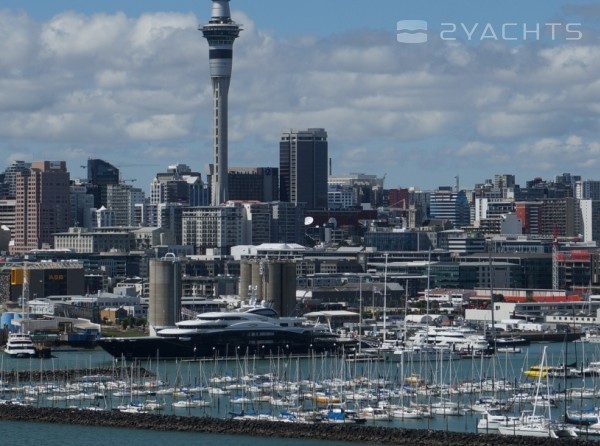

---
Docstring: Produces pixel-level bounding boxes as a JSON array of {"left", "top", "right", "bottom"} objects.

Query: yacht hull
[{"left": 98, "top": 328, "right": 355, "bottom": 359}]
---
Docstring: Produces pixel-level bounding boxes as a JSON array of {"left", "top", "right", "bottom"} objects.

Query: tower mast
[{"left": 200, "top": 1, "right": 242, "bottom": 205}]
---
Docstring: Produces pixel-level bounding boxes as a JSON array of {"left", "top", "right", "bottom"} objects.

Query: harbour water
[
  {"left": 0, "top": 420, "right": 355, "bottom": 446},
  {"left": 2, "top": 340, "right": 600, "bottom": 444}
]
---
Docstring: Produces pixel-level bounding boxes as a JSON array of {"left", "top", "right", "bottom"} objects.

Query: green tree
[{"left": 492, "top": 293, "right": 505, "bottom": 302}]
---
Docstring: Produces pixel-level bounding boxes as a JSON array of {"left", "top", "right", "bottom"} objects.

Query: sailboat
[{"left": 497, "top": 346, "right": 577, "bottom": 438}]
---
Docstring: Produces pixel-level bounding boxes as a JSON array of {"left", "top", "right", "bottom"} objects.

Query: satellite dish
[{"left": 304, "top": 216, "right": 314, "bottom": 226}]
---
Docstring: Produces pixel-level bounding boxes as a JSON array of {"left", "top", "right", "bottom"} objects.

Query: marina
[{"left": 2, "top": 340, "right": 600, "bottom": 439}]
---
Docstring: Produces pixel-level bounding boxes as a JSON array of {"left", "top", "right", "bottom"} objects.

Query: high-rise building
[
  {"left": 228, "top": 167, "right": 279, "bottom": 202},
  {"left": 105, "top": 184, "right": 145, "bottom": 227},
  {"left": 0, "top": 199, "right": 16, "bottom": 233},
  {"left": 270, "top": 201, "right": 305, "bottom": 244},
  {"left": 280, "top": 128, "right": 328, "bottom": 210},
  {"left": 240, "top": 202, "right": 272, "bottom": 245},
  {"left": 328, "top": 172, "right": 385, "bottom": 209},
  {"left": 70, "top": 181, "right": 95, "bottom": 228},
  {"left": 579, "top": 200, "right": 600, "bottom": 243},
  {"left": 11, "top": 161, "right": 71, "bottom": 254},
  {"left": 540, "top": 197, "right": 577, "bottom": 237},
  {"left": 87, "top": 159, "right": 120, "bottom": 208},
  {"left": 201, "top": 0, "right": 242, "bottom": 206},
  {"left": 150, "top": 164, "right": 206, "bottom": 206},
  {"left": 493, "top": 174, "right": 516, "bottom": 190},
  {"left": 428, "top": 187, "right": 470, "bottom": 228},
  {"left": 515, "top": 201, "right": 543, "bottom": 235},
  {"left": 575, "top": 180, "right": 600, "bottom": 200},
  {"left": 2, "top": 161, "right": 30, "bottom": 198},
  {"left": 182, "top": 205, "right": 242, "bottom": 255}
]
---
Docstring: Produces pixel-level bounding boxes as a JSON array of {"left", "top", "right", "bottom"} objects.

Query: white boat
[
  {"left": 4, "top": 333, "right": 37, "bottom": 358},
  {"left": 383, "top": 345, "right": 460, "bottom": 363},
  {"left": 497, "top": 412, "right": 576, "bottom": 438},
  {"left": 581, "top": 332, "right": 600, "bottom": 343},
  {"left": 404, "top": 326, "right": 492, "bottom": 356},
  {"left": 430, "top": 399, "right": 463, "bottom": 416},
  {"left": 497, "top": 346, "right": 577, "bottom": 439},
  {"left": 477, "top": 410, "right": 520, "bottom": 431},
  {"left": 496, "top": 346, "right": 522, "bottom": 353},
  {"left": 390, "top": 405, "right": 423, "bottom": 419},
  {"left": 359, "top": 406, "right": 392, "bottom": 421},
  {"left": 582, "top": 361, "right": 600, "bottom": 376}
]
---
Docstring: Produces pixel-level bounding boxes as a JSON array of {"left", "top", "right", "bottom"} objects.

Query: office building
[
  {"left": 182, "top": 205, "right": 242, "bottom": 255},
  {"left": 87, "top": 159, "right": 120, "bottom": 208},
  {"left": 11, "top": 161, "right": 71, "bottom": 254},
  {"left": 428, "top": 187, "right": 470, "bottom": 228},
  {"left": 150, "top": 164, "right": 206, "bottom": 206},
  {"left": 105, "top": 184, "right": 145, "bottom": 227},
  {"left": 228, "top": 167, "right": 279, "bottom": 202},
  {"left": 280, "top": 128, "right": 328, "bottom": 210}
]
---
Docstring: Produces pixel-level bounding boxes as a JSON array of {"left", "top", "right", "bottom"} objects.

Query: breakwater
[
  {"left": 0, "top": 405, "right": 593, "bottom": 446},
  {"left": 0, "top": 367, "right": 152, "bottom": 383}
]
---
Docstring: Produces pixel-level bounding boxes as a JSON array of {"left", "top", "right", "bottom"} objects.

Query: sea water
[
  {"left": 1, "top": 340, "right": 599, "bottom": 445},
  {"left": 0, "top": 420, "right": 358, "bottom": 446}
]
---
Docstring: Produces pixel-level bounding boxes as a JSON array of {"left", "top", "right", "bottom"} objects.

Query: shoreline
[{"left": 0, "top": 405, "right": 594, "bottom": 445}]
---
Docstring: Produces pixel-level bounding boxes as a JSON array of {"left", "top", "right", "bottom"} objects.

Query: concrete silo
[
  {"left": 265, "top": 262, "right": 282, "bottom": 305},
  {"left": 263, "top": 261, "right": 296, "bottom": 316},
  {"left": 251, "top": 262, "right": 264, "bottom": 301},
  {"left": 149, "top": 257, "right": 182, "bottom": 334},
  {"left": 282, "top": 262, "right": 297, "bottom": 316},
  {"left": 239, "top": 261, "right": 252, "bottom": 299}
]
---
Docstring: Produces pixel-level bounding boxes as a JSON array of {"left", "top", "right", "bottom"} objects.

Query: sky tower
[{"left": 200, "top": 0, "right": 241, "bottom": 206}]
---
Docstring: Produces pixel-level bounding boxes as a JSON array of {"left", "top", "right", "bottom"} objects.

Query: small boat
[
  {"left": 321, "top": 407, "right": 366, "bottom": 424},
  {"left": 4, "top": 333, "right": 37, "bottom": 358},
  {"left": 496, "top": 346, "right": 522, "bottom": 353},
  {"left": 477, "top": 410, "right": 520, "bottom": 431},
  {"left": 566, "top": 406, "right": 600, "bottom": 425}
]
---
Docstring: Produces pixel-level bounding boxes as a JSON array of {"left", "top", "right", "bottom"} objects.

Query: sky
[{"left": 0, "top": 1, "right": 599, "bottom": 192}]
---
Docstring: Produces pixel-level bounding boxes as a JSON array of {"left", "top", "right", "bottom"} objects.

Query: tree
[{"left": 492, "top": 293, "right": 505, "bottom": 302}]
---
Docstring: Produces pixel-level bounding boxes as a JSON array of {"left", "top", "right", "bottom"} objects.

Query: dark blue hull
[{"left": 97, "top": 329, "right": 356, "bottom": 359}]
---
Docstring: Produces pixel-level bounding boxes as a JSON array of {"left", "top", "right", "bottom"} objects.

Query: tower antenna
[{"left": 200, "top": 1, "right": 242, "bottom": 205}]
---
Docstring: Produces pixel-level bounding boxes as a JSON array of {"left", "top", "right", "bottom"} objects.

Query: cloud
[
  {"left": 0, "top": 7, "right": 598, "bottom": 190},
  {"left": 126, "top": 114, "right": 192, "bottom": 140},
  {"left": 456, "top": 142, "right": 495, "bottom": 157},
  {"left": 515, "top": 135, "right": 600, "bottom": 172}
]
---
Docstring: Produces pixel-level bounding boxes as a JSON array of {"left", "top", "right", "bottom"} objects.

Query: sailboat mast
[
  {"left": 489, "top": 254, "right": 496, "bottom": 342},
  {"left": 359, "top": 275, "right": 363, "bottom": 354},
  {"left": 383, "top": 253, "right": 388, "bottom": 343},
  {"left": 426, "top": 249, "right": 431, "bottom": 331}
]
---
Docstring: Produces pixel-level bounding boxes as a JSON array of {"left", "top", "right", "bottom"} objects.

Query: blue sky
[
  {"left": 0, "top": 1, "right": 599, "bottom": 192},
  {"left": 4, "top": 1, "right": 593, "bottom": 34}
]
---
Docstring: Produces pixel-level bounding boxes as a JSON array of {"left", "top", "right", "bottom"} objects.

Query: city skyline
[{"left": 0, "top": 1, "right": 598, "bottom": 192}]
